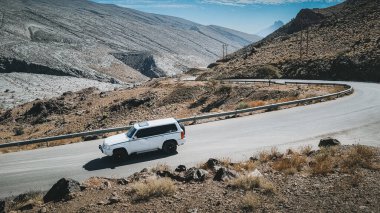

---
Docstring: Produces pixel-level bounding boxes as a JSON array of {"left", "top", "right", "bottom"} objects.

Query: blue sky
[{"left": 92, "top": 0, "right": 343, "bottom": 34}]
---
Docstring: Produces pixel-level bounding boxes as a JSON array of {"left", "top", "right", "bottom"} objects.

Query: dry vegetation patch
[
  {"left": 2, "top": 144, "right": 379, "bottom": 212},
  {"left": 130, "top": 178, "right": 176, "bottom": 201},
  {"left": 229, "top": 176, "right": 276, "bottom": 194}
]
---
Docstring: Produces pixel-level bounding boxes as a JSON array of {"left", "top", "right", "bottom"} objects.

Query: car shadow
[{"left": 83, "top": 151, "right": 177, "bottom": 171}]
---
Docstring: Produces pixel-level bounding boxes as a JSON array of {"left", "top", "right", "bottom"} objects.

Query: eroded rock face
[
  {"left": 43, "top": 178, "right": 81, "bottom": 203},
  {"left": 319, "top": 137, "right": 341, "bottom": 147}
]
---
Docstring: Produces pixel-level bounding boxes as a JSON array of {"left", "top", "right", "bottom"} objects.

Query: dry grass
[
  {"left": 248, "top": 100, "right": 267, "bottom": 108},
  {"left": 310, "top": 147, "right": 337, "bottom": 175},
  {"left": 341, "top": 145, "right": 378, "bottom": 172},
  {"left": 130, "top": 178, "right": 176, "bottom": 201},
  {"left": 150, "top": 163, "right": 172, "bottom": 173},
  {"left": 240, "top": 192, "right": 261, "bottom": 211},
  {"left": 231, "top": 160, "right": 259, "bottom": 172},
  {"left": 272, "top": 154, "right": 307, "bottom": 175},
  {"left": 229, "top": 175, "right": 276, "bottom": 194},
  {"left": 300, "top": 145, "right": 313, "bottom": 156},
  {"left": 259, "top": 147, "right": 282, "bottom": 163}
]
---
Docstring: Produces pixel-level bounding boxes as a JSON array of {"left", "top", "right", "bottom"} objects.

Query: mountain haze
[
  {"left": 0, "top": 0, "right": 260, "bottom": 84},
  {"left": 256, "top": 21, "right": 284, "bottom": 37}
]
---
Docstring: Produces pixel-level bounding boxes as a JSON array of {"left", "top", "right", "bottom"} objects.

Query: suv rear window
[{"left": 135, "top": 124, "right": 178, "bottom": 138}]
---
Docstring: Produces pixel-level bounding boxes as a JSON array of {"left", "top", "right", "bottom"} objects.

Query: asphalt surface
[{"left": 1, "top": 80, "right": 380, "bottom": 198}]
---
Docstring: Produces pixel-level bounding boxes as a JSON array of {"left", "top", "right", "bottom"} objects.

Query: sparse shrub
[
  {"left": 310, "top": 147, "right": 337, "bottom": 175},
  {"left": 229, "top": 176, "right": 275, "bottom": 194},
  {"left": 300, "top": 145, "right": 313, "bottom": 156},
  {"left": 150, "top": 163, "right": 171, "bottom": 173},
  {"left": 231, "top": 160, "right": 258, "bottom": 172},
  {"left": 240, "top": 192, "right": 261, "bottom": 211},
  {"left": 130, "top": 178, "right": 176, "bottom": 201},
  {"left": 248, "top": 100, "right": 266, "bottom": 108},
  {"left": 13, "top": 127, "right": 25, "bottom": 136},
  {"left": 236, "top": 102, "right": 249, "bottom": 110},
  {"left": 272, "top": 154, "right": 307, "bottom": 175},
  {"left": 259, "top": 147, "right": 282, "bottom": 163},
  {"left": 215, "top": 85, "right": 232, "bottom": 95},
  {"left": 255, "top": 65, "right": 281, "bottom": 79},
  {"left": 341, "top": 145, "right": 377, "bottom": 171}
]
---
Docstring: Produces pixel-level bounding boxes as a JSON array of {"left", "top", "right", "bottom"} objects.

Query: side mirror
[{"left": 133, "top": 136, "right": 137, "bottom": 140}]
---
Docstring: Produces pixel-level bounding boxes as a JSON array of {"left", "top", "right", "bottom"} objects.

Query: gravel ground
[
  {"left": 0, "top": 73, "right": 125, "bottom": 109},
  {"left": 2, "top": 145, "right": 379, "bottom": 213}
]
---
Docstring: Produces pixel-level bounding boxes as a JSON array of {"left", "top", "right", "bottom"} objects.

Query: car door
[{"left": 129, "top": 128, "right": 151, "bottom": 153}]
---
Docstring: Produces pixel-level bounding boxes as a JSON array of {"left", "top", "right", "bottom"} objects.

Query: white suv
[{"left": 99, "top": 118, "right": 186, "bottom": 159}]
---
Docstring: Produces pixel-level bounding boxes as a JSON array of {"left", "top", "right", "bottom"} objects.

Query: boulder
[
  {"left": 108, "top": 194, "right": 120, "bottom": 204},
  {"left": 0, "top": 200, "right": 6, "bottom": 213},
  {"left": 184, "top": 168, "right": 208, "bottom": 182},
  {"left": 117, "top": 178, "right": 128, "bottom": 185},
  {"left": 319, "top": 137, "right": 341, "bottom": 147},
  {"left": 213, "top": 167, "right": 238, "bottom": 181},
  {"left": 206, "top": 158, "right": 220, "bottom": 170},
  {"left": 43, "top": 178, "right": 81, "bottom": 203},
  {"left": 175, "top": 165, "right": 187, "bottom": 172}
]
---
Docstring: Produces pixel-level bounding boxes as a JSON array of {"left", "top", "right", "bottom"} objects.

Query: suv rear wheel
[
  {"left": 113, "top": 148, "right": 128, "bottom": 160},
  {"left": 162, "top": 140, "right": 177, "bottom": 154}
]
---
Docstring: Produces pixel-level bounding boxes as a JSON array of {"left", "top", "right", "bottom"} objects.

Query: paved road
[{"left": 1, "top": 81, "right": 380, "bottom": 198}]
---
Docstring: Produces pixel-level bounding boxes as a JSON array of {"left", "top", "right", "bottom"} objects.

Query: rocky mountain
[
  {"left": 0, "top": 0, "right": 260, "bottom": 84},
  {"left": 203, "top": 0, "right": 380, "bottom": 82},
  {"left": 256, "top": 20, "right": 284, "bottom": 37}
]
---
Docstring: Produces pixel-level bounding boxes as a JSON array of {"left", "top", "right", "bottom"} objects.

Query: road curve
[{"left": 1, "top": 80, "right": 379, "bottom": 198}]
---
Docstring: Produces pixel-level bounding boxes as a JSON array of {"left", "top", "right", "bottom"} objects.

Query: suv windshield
[{"left": 126, "top": 127, "right": 137, "bottom": 138}]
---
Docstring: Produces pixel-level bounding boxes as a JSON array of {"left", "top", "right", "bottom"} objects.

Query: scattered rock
[
  {"left": 97, "top": 201, "right": 106, "bottom": 205},
  {"left": 83, "top": 135, "right": 99, "bottom": 141},
  {"left": 40, "top": 207, "right": 47, "bottom": 213},
  {"left": 319, "top": 137, "right": 341, "bottom": 147},
  {"left": 18, "top": 201, "right": 34, "bottom": 211},
  {"left": 184, "top": 168, "right": 208, "bottom": 182},
  {"left": 206, "top": 158, "right": 220, "bottom": 170},
  {"left": 0, "top": 200, "right": 6, "bottom": 213},
  {"left": 43, "top": 178, "right": 81, "bottom": 203},
  {"left": 175, "top": 165, "right": 187, "bottom": 172},
  {"left": 116, "top": 178, "right": 128, "bottom": 185},
  {"left": 108, "top": 195, "right": 120, "bottom": 204},
  {"left": 213, "top": 167, "right": 238, "bottom": 181},
  {"left": 249, "top": 169, "right": 263, "bottom": 178}
]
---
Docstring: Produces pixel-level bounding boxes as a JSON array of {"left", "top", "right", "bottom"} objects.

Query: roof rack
[{"left": 138, "top": 121, "right": 149, "bottom": 127}]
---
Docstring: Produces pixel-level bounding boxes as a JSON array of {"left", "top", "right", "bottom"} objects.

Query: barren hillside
[
  {"left": 0, "top": 0, "right": 261, "bottom": 83},
  {"left": 202, "top": 0, "right": 380, "bottom": 82}
]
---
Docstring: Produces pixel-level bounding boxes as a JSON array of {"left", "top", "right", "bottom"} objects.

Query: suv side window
[{"left": 134, "top": 124, "right": 178, "bottom": 138}]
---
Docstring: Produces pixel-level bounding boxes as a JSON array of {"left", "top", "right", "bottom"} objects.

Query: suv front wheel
[
  {"left": 113, "top": 148, "right": 128, "bottom": 160},
  {"left": 162, "top": 140, "right": 177, "bottom": 154}
]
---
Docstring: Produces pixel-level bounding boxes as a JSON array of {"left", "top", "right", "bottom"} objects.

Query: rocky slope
[
  {"left": 203, "top": 0, "right": 380, "bottom": 82},
  {"left": 0, "top": 79, "right": 343, "bottom": 147},
  {"left": 0, "top": 0, "right": 261, "bottom": 83}
]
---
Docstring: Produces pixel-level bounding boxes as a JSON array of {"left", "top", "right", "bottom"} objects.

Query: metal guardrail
[{"left": 0, "top": 80, "right": 353, "bottom": 149}]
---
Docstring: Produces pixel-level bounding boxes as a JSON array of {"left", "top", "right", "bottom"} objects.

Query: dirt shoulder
[
  {"left": 0, "top": 78, "right": 345, "bottom": 151},
  {"left": 2, "top": 143, "right": 379, "bottom": 212}
]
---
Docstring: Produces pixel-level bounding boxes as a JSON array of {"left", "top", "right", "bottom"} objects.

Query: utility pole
[
  {"left": 222, "top": 43, "right": 228, "bottom": 59},
  {"left": 299, "top": 30, "right": 303, "bottom": 60},
  {"left": 306, "top": 27, "right": 309, "bottom": 58}
]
